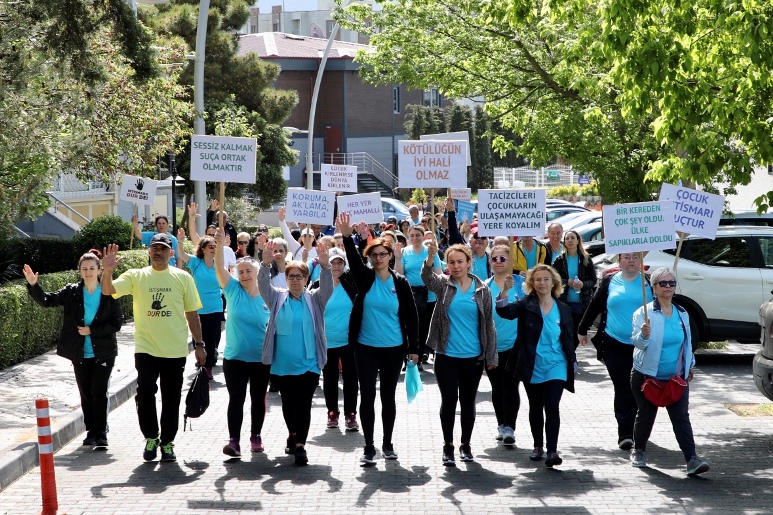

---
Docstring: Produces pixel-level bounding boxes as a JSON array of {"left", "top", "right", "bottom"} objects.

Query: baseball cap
[
  {"left": 150, "top": 233, "right": 172, "bottom": 248},
  {"left": 301, "top": 228, "right": 314, "bottom": 236},
  {"left": 470, "top": 221, "right": 479, "bottom": 235},
  {"left": 328, "top": 248, "right": 347, "bottom": 265}
]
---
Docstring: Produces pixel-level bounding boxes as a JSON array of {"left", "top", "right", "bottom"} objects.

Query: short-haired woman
[{"left": 496, "top": 264, "right": 577, "bottom": 467}]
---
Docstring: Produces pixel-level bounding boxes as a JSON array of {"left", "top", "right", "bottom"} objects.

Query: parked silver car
[{"left": 755, "top": 301, "right": 773, "bottom": 401}]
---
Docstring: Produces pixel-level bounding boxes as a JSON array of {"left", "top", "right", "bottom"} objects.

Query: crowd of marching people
[{"left": 23, "top": 195, "right": 710, "bottom": 475}]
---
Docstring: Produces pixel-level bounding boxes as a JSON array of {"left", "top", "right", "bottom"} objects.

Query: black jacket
[
  {"left": 552, "top": 253, "right": 597, "bottom": 307},
  {"left": 342, "top": 235, "right": 419, "bottom": 353},
  {"left": 27, "top": 281, "right": 123, "bottom": 363},
  {"left": 495, "top": 295, "right": 577, "bottom": 393}
]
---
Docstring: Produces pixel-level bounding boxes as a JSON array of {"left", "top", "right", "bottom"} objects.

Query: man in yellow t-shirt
[{"left": 101, "top": 234, "right": 206, "bottom": 463}]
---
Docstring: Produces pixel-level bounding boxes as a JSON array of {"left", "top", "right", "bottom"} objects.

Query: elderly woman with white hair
[{"left": 630, "top": 266, "right": 709, "bottom": 475}]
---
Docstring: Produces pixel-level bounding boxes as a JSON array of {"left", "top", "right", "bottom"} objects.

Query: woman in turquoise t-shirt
[
  {"left": 213, "top": 231, "right": 271, "bottom": 458},
  {"left": 552, "top": 230, "right": 597, "bottom": 346},
  {"left": 177, "top": 230, "right": 223, "bottom": 380}
]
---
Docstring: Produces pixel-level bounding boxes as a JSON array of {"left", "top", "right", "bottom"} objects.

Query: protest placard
[
  {"left": 397, "top": 140, "right": 468, "bottom": 189},
  {"left": 450, "top": 188, "right": 472, "bottom": 201},
  {"left": 476, "top": 189, "right": 546, "bottom": 237},
  {"left": 421, "top": 132, "right": 472, "bottom": 166},
  {"left": 602, "top": 201, "right": 677, "bottom": 254},
  {"left": 337, "top": 193, "right": 383, "bottom": 224},
  {"left": 119, "top": 175, "right": 157, "bottom": 206},
  {"left": 286, "top": 189, "right": 336, "bottom": 226},
  {"left": 190, "top": 135, "right": 257, "bottom": 183},
  {"left": 456, "top": 200, "right": 476, "bottom": 224},
  {"left": 321, "top": 164, "right": 358, "bottom": 193},
  {"left": 659, "top": 183, "right": 724, "bottom": 239}
]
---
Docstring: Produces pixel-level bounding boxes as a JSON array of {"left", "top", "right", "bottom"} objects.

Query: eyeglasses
[
  {"left": 491, "top": 256, "right": 508, "bottom": 263},
  {"left": 237, "top": 240, "right": 249, "bottom": 245},
  {"left": 657, "top": 280, "right": 677, "bottom": 288},
  {"left": 370, "top": 251, "right": 391, "bottom": 259},
  {"left": 287, "top": 274, "right": 306, "bottom": 281}
]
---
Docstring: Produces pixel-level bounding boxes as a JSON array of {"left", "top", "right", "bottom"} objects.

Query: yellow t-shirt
[{"left": 112, "top": 266, "right": 202, "bottom": 358}]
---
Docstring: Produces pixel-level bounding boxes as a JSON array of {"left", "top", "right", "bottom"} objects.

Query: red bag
[{"left": 641, "top": 335, "right": 687, "bottom": 407}]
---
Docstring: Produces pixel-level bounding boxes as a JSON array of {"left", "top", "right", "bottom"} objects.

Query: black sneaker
[
  {"left": 94, "top": 433, "right": 108, "bottom": 449},
  {"left": 83, "top": 434, "right": 97, "bottom": 447},
  {"left": 618, "top": 436, "right": 634, "bottom": 451},
  {"left": 360, "top": 445, "right": 377, "bottom": 465},
  {"left": 442, "top": 444, "right": 455, "bottom": 466},
  {"left": 143, "top": 438, "right": 160, "bottom": 461},
  {"left": 381, "top": 444, "right": 398, "bottom": 460},
  {"left": 421, "top": 354, "right": 429, "bottom": 364},
  {"left": 294, "top": 446, "right": 308, "bottom": 466},
  {"left": 285, "top": 434, "right": 296, "bottom": 454},
  {"left": 545, "top": 451, "right": 563, "bottom": 468},
  {"left": 160, "top": 442, "right": 176, "bottom": 462},
  {"left": 459, "top": 444, "right": 474, "bottom": 462}
]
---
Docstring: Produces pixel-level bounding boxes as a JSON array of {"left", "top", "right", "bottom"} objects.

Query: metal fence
[{"left": 493, "top": 165, "right": 585, "bottom": 188}]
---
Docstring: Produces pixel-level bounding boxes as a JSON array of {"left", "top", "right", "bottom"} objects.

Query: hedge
[{"left": 0, "top": 249, "right": 150, "bottom": 369}]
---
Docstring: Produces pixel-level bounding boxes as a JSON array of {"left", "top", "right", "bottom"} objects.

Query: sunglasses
[
  {"left": 370, "top": 251, "right": 391, "bottom": 259},
  {"left": 491, "top": 256, "right": 508, "bottom": 263},
  {"left": 657, "top": 280, "right": 677, "bottom": 288},
  {"left": 237, "top": 240, "right": 249, "bottom": 245},
  {"left": 287, "top": 274, "right": 306, "bottom": 281}
]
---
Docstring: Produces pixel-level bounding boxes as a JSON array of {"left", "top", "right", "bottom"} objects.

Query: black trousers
[
  {"left": 355, "top": 343, "right": 404, "bottom": 448},
  {"left": 134, "top": 353, "right": 186, "bottom": 445},
  {"left": 603, "top": 334, "right": 637, "bottom": 439},
  {"left": 72, "top": 357, "right": 115, "bottom": 437},
  {"left": 631, "top": 370, "right": 697, "bottom": 461},
  {"left": 272, "top": 371, "right": 319, "bottom": 445},
  {"left": 323, "top": 345, "right": 358, "bottom": 414},
  {"left": 200, "top": 312, "right": 223, "bottom": 368},
  {"left": 434, "top": 353, "right": 484, "bottom": 445},
  {"left": 223, "top": 359, "right": 271, "bottom": 439},
  {"left": 523, "top": 379, "right": 565, "bottom": 453},
  {"left": 485, "top": 348, "right": 520, "bottom": 429}
]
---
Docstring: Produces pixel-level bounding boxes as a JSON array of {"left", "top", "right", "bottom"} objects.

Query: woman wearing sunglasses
[
  {"left": 258, "top": 239, "right": 332, "bottom": 465},
  {"left": 337, "top": 212, "right": 419, "bottom": 466},
  {"left": 552, "top": 230, "right": 597, "bottom": 346},
  {"left": 630, "top": 267, "right": 709, "bottom": 475},
  {"left": 578, "top": 253, "right": 653, "bottom": 452},
  {"left": 177, "top": 229, "right": 223, "bottom": 380}
]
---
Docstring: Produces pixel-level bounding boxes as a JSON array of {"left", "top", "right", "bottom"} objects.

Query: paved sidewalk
[{"left": 0, "top": 326, "right": 772, "bottom": 513}]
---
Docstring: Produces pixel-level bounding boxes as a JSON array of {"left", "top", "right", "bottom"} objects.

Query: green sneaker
[
  {"left": 143, "top": 438, "right": 160, "bottom": 461},
  {"left": 160, "top": 442, "right": 177, "bottom": 462}
]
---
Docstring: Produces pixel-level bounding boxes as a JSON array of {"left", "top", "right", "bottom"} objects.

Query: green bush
[
  {"left": 71, "top": 214, "right": 133, "bottom": 255},
  {"left": 0, "top": 237, "right": 77, "bottom": 283}
]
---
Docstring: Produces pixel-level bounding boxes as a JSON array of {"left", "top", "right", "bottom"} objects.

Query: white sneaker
[
  {"left": 502, "top": 426, "right": 515, "bottom": 446},
  {"left": 495, "top": 424, "right": 504, "bottom": 441}
]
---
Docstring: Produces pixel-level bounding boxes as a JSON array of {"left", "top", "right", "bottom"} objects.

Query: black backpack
[{"left": 184, "top": 367, "right": 210, "bottom": 431}]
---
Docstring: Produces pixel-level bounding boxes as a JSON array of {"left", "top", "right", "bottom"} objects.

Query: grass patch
[
  {"left": 697, "top": 341, "right": 728, "bottom": 350},
  {"left": 724, "top": 403, "right": 773, "bottom": 417}
]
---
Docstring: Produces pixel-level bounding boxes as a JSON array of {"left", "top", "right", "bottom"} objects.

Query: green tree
[{"left": 473, "top": 105, "right": 493, "bottom": 190}]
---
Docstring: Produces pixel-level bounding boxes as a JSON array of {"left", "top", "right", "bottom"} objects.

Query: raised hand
[
  {"left": 426, "top": 240, "right": 438, "bottom": 260},
  {"left": 317, "top": 242, "right": 330, "bottom": 268},
  {"left": 357, "top": 221, "right": 369, "bottom": 238},
  {"left": 503, "top": 273, "right": 514, "bottom": 292},
  {"left": 336, "top": 212, "right": 353, "bottom": 238},
  {"left": 102, "top": 244, "right": 122, "bottom": 272},
  {"left": 278, "top": 207, "right": 286, "bottom": 223},
  {"left": 187, "top": 203, "right": 199, "bottom": 219},
  {"left": 177, "top": 227, "right": 186, "bottom": 241},
  {"left": 214, "top": 228, "right": 225, "bottom": 245},
  {"left": 394, "top": 241, "right": 404, "bottom": 258},
  {"left": 263, "top": 239, "right": 276, "bottom": 265},
  {"left": 22, "top": 264, "right": 38, "bottom": 286},
  {"left": 445, "top": 194, "right": 455, "bottom": 212}
]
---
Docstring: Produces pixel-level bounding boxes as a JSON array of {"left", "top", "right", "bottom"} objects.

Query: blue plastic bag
[{"left": 405, "top": 361, "right": 424, "bottom": 403}]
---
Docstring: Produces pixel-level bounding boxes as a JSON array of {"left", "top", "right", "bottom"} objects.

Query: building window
[
  {"left": 393, "top": 86, "right": 401, "bottom": 114},
  {"left": 423, "top": 87, "right": 441, "bottom": 107}
]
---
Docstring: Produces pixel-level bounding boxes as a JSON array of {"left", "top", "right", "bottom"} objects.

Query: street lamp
[{"left": 168, "top": 152, "right": 178, "bottom": 233}]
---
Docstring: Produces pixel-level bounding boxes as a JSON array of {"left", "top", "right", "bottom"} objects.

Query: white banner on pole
[
  {"left": 337, "top": 192, "right": 384, "bottom": 224},
  {"left": 420, "top": 132, "right": 472, "bottom": 166},
  {"left": 190, "top": 135, "right": 257, "bottom": 184},
  {"left": 119, "top": 175, "right": 158, "bottom": 206},
  {"left": 321, "top": 163, "right": 358, "bottom": 193},
  {"left": 476, "top": 189, "right": 546, "bottom": 237},
  {"left": 659, "top": 183, "right": 724, "bottom": 239},
  {"left": 449, "top": 188, "right": 472, "bottom": 201},
  {"left": 286, "top": 189, "right": 336, "bottom": 226},
  {"left": 397, "top": 140, "right": 468, "bottom": 189},
  {"left": 602, "top": 200, "right": 677, "bottom": 254}
]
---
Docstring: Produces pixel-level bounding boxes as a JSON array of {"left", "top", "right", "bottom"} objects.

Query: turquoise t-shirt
[
  {"left": 358, "top": 275, "right": 403, "bottom": 348},
  {"left": 187, "top": 256, "right": 223, "bottom": 314},
  {"left": 402, "top": 246, "right": 442, "bottom": 302},
  {"left": 272, "top": 297, "right": 319, "bottom": 376},
  {"left": 82, "top": 284, "right": 102, "bottom": 358},
  {"left": 656, "top": 313, "right": 686, "bottom": 380},
  {"left": 606, "top": 272, "right": 653, "bottom": 344},
  {"left": 549, "top": 245, "right": 562, "bottom": 265},
  {"left": 531, "top": 302, "right": 567, "bottom": 383},
  {"left": 307, "top": 259, "right": 322, "bottom": 284},
  {"left": 141, "top": 232, "right": 179, "bottom": 267},
  {"left": 324, "top": 283, "right": 353, "bottom": 349},
  {"left": 486, "top": 278, "right": 519, "bottom": 352},
  {"left": 567, "top": 254, "right": 580, "bottom": 304},
  {"left": 223, "top": 277, "right": 269, "bottom": 362},
  {"left": 471, "top": 254, "right": 490, "bottom": 280},
  {"left": 523, "top": 244, "right": 537, "bottom": 270},
  {"left": 443, "top": 282, "right": 481, "bottom": 358}
]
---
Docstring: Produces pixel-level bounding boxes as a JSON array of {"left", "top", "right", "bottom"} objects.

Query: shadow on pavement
[
  {"left": 355, "top": 460, "right": 431, "bottom": 508},
  {"left": 439, "top": 460, "right": 514, "bottom": 506},
  {"left": 308, "top": 427, "right": 363, "bottom": 453},
  {"left": 90, "top": 460, "right": 207, "bottom": 498}
]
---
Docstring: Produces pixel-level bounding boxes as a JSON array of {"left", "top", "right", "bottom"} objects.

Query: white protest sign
[
  {"left": 190, "top": 135, "right": 257, "bottom": 184},
  {"left": 477, "top": 189, "right": 546, "bottom": 237},
  {"left": 397, "top": 140, "right": 468, "bottom": 189},
  {"left": 321, "top": 163, "right": 358, "bottom": 193},
  {"left": 119, "top": 175, "right": 157, "bottom": 206},
  {"left": 602, "top": 201, "right": 677, "bottom": 254},
  {"left": 286, "top": 189, "right": 336, "bottom": 226},
  {"left": 450, "top": 188, "right": 472, "bottom": 201},
  {"left": 337, "top": 192, "right": 384, "bottom": 225},
  {"left": 421, "top": 132, "right": 472, "bottom": 166},
  {"left": 659, "top": 183, "right": 724, "bottom": 239}
]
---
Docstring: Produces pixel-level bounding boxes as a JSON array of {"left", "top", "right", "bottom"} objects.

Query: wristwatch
[{"left": 195, "top": 341, "right": 205, "bottom": 348}]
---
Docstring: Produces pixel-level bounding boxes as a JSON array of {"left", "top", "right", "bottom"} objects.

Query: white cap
[{"left": 328, "top": 248, "right": 347, "bottom": 266}]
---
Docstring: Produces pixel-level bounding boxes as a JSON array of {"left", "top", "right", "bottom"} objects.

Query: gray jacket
[
  {"left": 258, "top": 262, "right": 333, "bottom": 370},
  {"left": 421, "top": 262, "right": 498, "bottom": 366}
]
